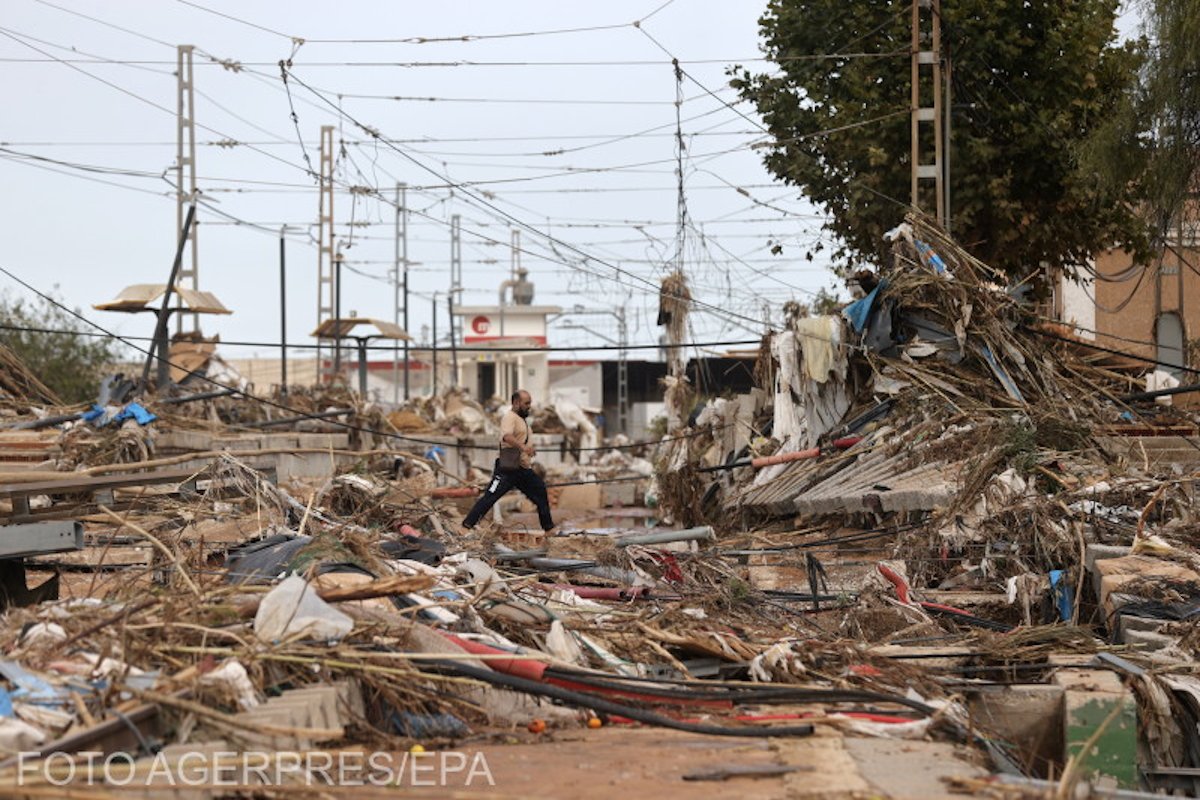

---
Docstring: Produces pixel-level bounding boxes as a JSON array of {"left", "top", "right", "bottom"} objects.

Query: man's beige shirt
[{"left": 499, "top": 410, "right": 532, "bottom": 468}]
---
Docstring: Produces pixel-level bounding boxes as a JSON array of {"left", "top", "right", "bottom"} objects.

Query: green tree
[
  {"left": 0, "top": 291, "right": 123, "bottom": 404},
  {"left": 1081, "top": 0, "right": 1200, "bottom": 242},
  {"left": 731, "top": 0, "right": 1147, "bottom": 279}
]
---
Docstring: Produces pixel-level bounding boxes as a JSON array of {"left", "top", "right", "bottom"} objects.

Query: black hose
[
  {"left": 420, "top": 659, "right": 816, "bottom": 738},
  {"left": 541, "top": 669, "right": 936, "bottom": 715}
]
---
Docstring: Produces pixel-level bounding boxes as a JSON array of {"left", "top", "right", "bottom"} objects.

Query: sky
[
  {"left": 0, "top": 1, "right": 1142, "bottom": 365},
  {"left": 1, "top": 0, "right": 836, "bottom": 364}
]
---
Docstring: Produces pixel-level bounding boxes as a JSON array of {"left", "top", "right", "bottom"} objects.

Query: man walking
[{"left": 462, "top": 389, "right": 556, "bottom": 534}]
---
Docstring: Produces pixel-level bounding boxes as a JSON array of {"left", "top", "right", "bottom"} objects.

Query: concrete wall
[
  {"left": 549, "top": 362, "right": 602, "bottom": 410},
  {"left": 1057, "top": 269, "right": 1096, "bottom": 341}
]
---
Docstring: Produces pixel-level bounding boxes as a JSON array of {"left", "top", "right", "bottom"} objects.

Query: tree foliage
[
  {"left": 731, "top": 0, "right": 1147, "bottom": 279},
  {"left": 1080, "top": 0, "right": 1200, "bottom": 241},
  {"left": 0, "top": 291, "right": 123, "bottom": 404}
]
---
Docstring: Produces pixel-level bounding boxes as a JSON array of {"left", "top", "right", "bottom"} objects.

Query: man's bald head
[{"left": 511, "top": 390, "right": 533, "bottom": 418}]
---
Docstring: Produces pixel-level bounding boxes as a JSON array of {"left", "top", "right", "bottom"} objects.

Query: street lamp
[{"left": 94, "top": 283, "right": 232, "bottom": 390}]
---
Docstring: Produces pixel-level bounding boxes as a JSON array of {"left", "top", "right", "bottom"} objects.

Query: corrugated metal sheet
[
  {"left": 311, "top": 318, "right": 411, "bottom": 340},
  {"left": 93, "top": 284, "right": 231, "bottom": 315}
]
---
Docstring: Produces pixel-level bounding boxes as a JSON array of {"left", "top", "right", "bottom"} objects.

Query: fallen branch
[{"left": 234, "top": 572, "right": 435, "bottom": 618}]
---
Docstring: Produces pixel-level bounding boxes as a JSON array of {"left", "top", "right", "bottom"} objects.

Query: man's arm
[{"left": 501, "top": 423, "right": 535, "bottom": 455}]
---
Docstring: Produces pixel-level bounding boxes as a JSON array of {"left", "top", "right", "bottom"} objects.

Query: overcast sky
[{"left": 0, "top": 1, "right": 1140, "bottom": 364}]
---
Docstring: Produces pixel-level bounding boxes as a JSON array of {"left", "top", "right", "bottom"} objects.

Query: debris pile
[{"left": 0, "top": 216, "right": 1198, "bottom": 795}]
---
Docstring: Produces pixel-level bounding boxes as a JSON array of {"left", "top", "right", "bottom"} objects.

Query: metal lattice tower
[
  {"left": 174, "top": 45, "right": 200, "bottom": 334},
  {"left": 910, "top": 0, "right": 945, "bottom": 228},
  {"left": 316, "top": 125, "right": 336, "bottom": 377}
]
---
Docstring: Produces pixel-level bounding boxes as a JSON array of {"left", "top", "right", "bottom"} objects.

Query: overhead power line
[
  {"left": 0, "top": 262, "right": 737, "bottom": 454},
  {"left": 0, "top": 321, "right": 761, "bottom": 355}
]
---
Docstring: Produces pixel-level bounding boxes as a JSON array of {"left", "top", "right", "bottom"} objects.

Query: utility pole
[
  {"left": 316, "top": 125, "right": 335, "bottom": 381},
  {"left": 616, "top": 305, "right": 629, "bottom": 436},
  {"left": 174, "top": 44, "right": 199, "bottom": 335},
  {"left": 910, "top": 0, "right": 945, "bottom": 228},
  {"left": 448, "top": 293, "right": 459, "bottom": 388},
  {"left": 333, "top": 251, "right": 343, "bottom": 377},
  {"left": 449, "top": 214, "right": 462, "bottom": 389},
  {"left": 431, "top": 293, "right": 439, "bottom": 397},
  {"left": 392, "top": 183, "right": 408, "bottom": 404},
  {"left": 279, "top": 230, "right": 287, "bottom": 397}
]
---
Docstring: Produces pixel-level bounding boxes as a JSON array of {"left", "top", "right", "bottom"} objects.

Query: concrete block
[
  {"left": 155, "top": 429, "right": 215, "bottom": 452},
  {"left": 283, "top": 686, "right": 345, "bottom": 728},
  {"left": 1093, "top": 554, "right": 1200, "bottom": 616},
  {"left": 1114, "top": 613, "right": 1169, "bottom": 637},
  {"left": 1052, "top": 668, "right": 1139, "bottom": 789},
  {"left": 601, "top": 481, "right": 637, "bottom": 507},
  {"left": 331, "top": 679, "right": 366, "bottom": 719},
  {"left": 555, "top": 483, "right": 601, "bottom": 510},
  {"left": 967, "top": 685, "right": 1064, "bottom": 774},
  {"left": 1122, "top": 629, "right": 1176, "bottom": 652},
  {"left": 1084, "top": 544, "right": 1130, "bottom": 575}
]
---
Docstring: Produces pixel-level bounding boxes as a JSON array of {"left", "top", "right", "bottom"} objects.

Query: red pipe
[
  {"left": 440, "top": 633, "right": 548, "bottom": 682},
  {"left": 749, "top": 447, "right": 819, "bottom": 468},
  {"left": 748, "top": 436, "right": 864, "bottom": 469},
  {"left": 877, "top": 564, "right": 999, "bottom": 620},
  {"left": 876, "top": 564, "right": 912, "bottom": 604}
]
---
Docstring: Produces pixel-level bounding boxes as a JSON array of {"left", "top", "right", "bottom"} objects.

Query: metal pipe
[
  {"left": 990, "top": 775, "right": 1170, "bottom": 800},
  {"left": 143, "top": 203, "right": 196, "bottom": 388},
  {"left": 9, "top": 412, "right": 85, "bottom": 431},
  {"left": 493, "top": 545, "right": 648, "bottom": 585},
  {"left": 498, "top": 278, "right": 519, "bottom": 338},
  {"left": 1121, "top": 381, "right": 1200, "bottom": 402},
  {"left": 157, "top": 388, "right": 238, "bottom": 405},
  {"left": 356, "top": 338, "right": 368, "bottom": 398},
  {"left": 615, "top": 526, "right": 714, "bottom": 548}
]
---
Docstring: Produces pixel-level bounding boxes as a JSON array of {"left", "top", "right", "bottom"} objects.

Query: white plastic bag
[
  {"left": 199, "top": 660, "right": 261, "bottom": 710},
  {"left": 253, "top": 575, "right": 353, "bottom": 643}
]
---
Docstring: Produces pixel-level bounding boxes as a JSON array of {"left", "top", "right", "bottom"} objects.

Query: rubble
[{"left": 0, "top": 216, "right": 1197, "bottom": 796}]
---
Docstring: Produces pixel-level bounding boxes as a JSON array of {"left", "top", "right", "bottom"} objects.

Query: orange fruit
[
  {"left": 527, "top": 719, "right": 547, "bottom": 734},
  {"left": 587, "top": 717, "right": 602, "bottom": 729}
]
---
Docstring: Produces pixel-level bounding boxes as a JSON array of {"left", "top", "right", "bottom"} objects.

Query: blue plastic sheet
[
  {"left": 113, "top": 402, "right": 156, "bottom": 426},
  {"left": 841, "top": 279, "right": 888, "bottom": 333}
]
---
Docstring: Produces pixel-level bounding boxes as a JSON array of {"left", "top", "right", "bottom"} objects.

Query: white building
[{"left": 452, "top": 269, "right": 561, "bottom": 404}]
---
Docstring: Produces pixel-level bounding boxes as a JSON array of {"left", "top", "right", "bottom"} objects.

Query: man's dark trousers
[{"left": 463, "top": 460, "right": 554, "bottom": 531}]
